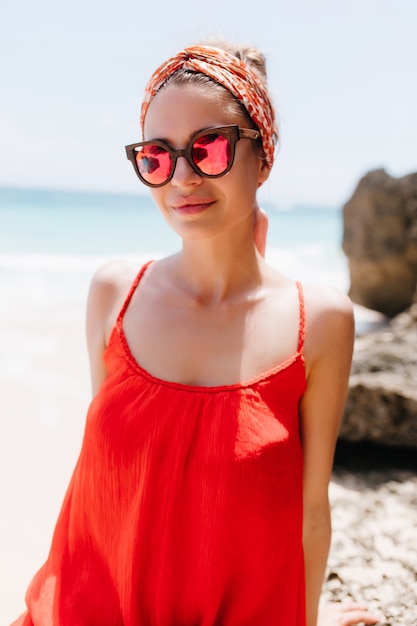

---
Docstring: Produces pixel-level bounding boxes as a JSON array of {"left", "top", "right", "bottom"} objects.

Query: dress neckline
[{"left": 108, "top": 261, "right": 306, "bottom": 394}]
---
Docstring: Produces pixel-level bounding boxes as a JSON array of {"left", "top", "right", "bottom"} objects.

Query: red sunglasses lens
[
  {"left": 135, "top": 132, "right": 232, "bottom": 186},
  {"left": 136, "top": 144, "right": 172, "bottom": 185},
  {"left": 192, "top": 133, "right": 231, "bottom": 175}
]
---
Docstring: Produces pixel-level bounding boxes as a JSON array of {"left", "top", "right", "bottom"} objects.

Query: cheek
[
  {"left": 150, "top": 188, "right": 167, "bottom": 213},
  {"left": 235, "top": 148, "right": 264, "bottom": 189}
]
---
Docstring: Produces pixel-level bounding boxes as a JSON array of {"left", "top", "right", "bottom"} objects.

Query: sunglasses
[{"left": 125, "top": 125, "right": 260, "bottom": 188}]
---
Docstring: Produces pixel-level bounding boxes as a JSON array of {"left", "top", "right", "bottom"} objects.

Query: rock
[
  {"left": 340, "top": 305, "right": 417, "bottom": 448},
  {"left": 342, "top": 168, "right": 417, "bottom": 317}
]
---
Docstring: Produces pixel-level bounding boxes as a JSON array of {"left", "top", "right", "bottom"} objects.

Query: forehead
[{"left": 143, "top": 83, "right": 247, "bottom": 141}]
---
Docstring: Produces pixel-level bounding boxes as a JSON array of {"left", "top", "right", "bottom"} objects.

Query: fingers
[
  {"left": 318, "top": 602, "right": 383, "bottom": 626},
  {"left": 339, "top": 610, "right": 381, "bottom": 625},
  {"left": 339, "top": 601, "right": 382, "bottom": 623}
]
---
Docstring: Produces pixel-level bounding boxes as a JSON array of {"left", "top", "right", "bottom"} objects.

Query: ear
[{"left": 257, "top": 159, "right": 271, "bottom": 188}]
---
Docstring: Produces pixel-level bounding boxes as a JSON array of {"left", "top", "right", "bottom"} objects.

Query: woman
[{"left": 12, "top": 43, "right": 381, "bottom": 626}]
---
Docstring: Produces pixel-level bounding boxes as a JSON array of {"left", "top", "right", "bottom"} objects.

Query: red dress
[{"left": 13, "top": 262, "right": 307, "bottom": 626}]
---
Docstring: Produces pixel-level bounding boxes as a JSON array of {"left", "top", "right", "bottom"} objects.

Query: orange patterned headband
[{"left": 140, "top": 45, "right": 276, "bottom": 169}]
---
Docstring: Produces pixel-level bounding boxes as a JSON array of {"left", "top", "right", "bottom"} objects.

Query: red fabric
[{"left": 13, "top": 263, "right": 307, "bottom": 626}]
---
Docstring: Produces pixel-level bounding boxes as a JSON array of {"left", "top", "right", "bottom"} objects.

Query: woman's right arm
[{"left": 86, "top": 261, "right": 138, "bottom": 397}]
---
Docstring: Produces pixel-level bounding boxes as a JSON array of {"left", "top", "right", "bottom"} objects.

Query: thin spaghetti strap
[
  {"left": 117, "top": 260, "right": 154, "bottom": 324},
  {"left": 295, "top": 281, "right": 305, "bottom": 353}
]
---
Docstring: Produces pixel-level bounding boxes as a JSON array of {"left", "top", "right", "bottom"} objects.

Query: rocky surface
[
  {"left": 325, "top": 169, "right": 417, "bottom": 624},
  {"left": 342, "top": 169, "right": 417, "bottom": 317},
  {"left": 341, "top": 305, "right": 417, "bottom": 448},
  {"left": 324, "top": 450, "right": 417, "bottom": 626}
]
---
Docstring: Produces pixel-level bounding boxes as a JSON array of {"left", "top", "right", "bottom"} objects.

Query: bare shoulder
[
  {"left": 87, "top": 260, "right": 142, "bottom": 345},
  {"left": 86, "top": 260, "right": 145, "bottom": 395},
  {"left": 303, "top": 282, "right": 354, "bottom": 322},
  {"left": 89, "top": 259, "right": 140, "bottom": 291},
  {"left": 302, "top": 283, "right": 355, "bottom": 370}
]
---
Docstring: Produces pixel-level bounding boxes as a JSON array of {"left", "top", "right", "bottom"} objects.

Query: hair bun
[
  {"left": 233, "top": 47, "right": 268, "bottom": 82},
  {"left": 201, "top": 38, "right": 268, "bottom": 83}
]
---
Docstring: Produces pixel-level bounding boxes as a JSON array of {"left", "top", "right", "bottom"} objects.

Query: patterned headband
[{"left": 140, "top": 45, "right": 276, "bottom": 169}]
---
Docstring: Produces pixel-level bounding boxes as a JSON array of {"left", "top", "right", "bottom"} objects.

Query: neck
[{"left": 172, "top": 224, "right": 265, "bottom": 305}]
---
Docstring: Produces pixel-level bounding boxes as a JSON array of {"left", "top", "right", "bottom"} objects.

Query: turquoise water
[
  {"left": 1, "top": 186, "right": 343, "bottom": 253},
  {"left": 0, "top": 188, "right": 178, "bottom": 256}
]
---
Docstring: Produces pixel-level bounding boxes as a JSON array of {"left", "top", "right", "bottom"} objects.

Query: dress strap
[
  {"left": 295, "top": 281, "right": 305, "bottom": 353},
  {"left": 117, "top": 260, "right": 154, "bottom": 324}
]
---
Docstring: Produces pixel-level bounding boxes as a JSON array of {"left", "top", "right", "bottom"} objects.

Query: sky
[{"left": 1, "top": 0, "right": 416, "bottom": 208}]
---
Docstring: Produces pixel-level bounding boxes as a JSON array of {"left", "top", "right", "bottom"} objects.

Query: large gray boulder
[
  {"left": 340, "top": 305, "right": 417, "bottom": 448},
  {"left": 342, "top": 169, "right": 417, "bottom": 317}
]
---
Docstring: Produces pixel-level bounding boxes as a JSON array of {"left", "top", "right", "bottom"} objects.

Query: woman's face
[{"left": 143, "top": 83, "right": 269, "bottom": 242}]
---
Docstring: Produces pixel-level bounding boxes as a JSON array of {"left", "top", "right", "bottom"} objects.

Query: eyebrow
[{"left": 143, "top": 126, "right": 221, "bottom": 145}]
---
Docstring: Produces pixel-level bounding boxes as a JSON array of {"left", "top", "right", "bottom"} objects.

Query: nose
[{"left": 170, "top": 154, "right": 202, "bottom": 187}]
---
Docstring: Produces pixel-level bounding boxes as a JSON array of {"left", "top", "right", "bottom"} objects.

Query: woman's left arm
[{"left": 299, "top": 286, "right": 355, "bottom": 626}]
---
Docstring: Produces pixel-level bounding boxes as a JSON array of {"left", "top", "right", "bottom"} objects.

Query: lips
[{"left": 171, "top": 197, "right": 215, "bottom": 215}]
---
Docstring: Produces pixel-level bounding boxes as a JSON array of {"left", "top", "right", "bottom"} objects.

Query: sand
[
  {"left": 325, "top": 465, "right": 417, "bottom": 625},
  {"left": 0, "top": 312, "right": 90, "bottom": 624}
]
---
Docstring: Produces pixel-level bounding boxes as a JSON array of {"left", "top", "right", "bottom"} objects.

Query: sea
[{"left": 0, "top": 186, "right": 348, "bottom": 323}]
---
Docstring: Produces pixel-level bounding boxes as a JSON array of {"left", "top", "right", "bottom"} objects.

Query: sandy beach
[
  {"left": 0, "top": 283, "right": 415, "bottom": 625},
  {"left": 0, "top": 253, "right": 93, "bottom": 622},
  {"left": 0, "top": 308, "right": 90, "bottom": 623}
]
